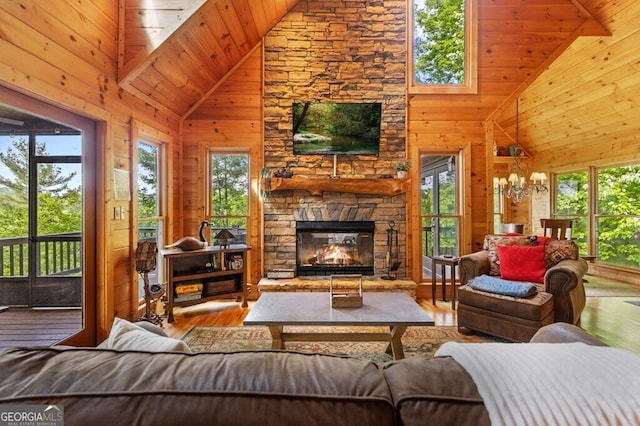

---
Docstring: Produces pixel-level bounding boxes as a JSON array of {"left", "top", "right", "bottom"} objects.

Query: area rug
[
  {"left": 625, "top": 301, "right": 640, "bottom": 307},
  {"left": 181, "top": 325, "right": 498, "bottom": 362}
]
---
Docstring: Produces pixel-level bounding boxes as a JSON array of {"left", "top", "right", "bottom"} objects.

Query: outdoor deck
[{"left": 0, "top": 307, "right": 82, "bottom": 352}]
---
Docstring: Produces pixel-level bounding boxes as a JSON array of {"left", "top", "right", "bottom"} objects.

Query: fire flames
[{"left": 310, "top": 243, "right": 358, "bottom": 265}]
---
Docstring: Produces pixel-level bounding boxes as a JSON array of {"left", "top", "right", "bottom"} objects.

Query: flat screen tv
[{"left": 292, "top": 102, "right": 381, "bottom": 155}]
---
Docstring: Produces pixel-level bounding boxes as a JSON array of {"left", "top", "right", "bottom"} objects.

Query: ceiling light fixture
[{"left": 494, "top": 98, "right": 548, "bottom": 203}]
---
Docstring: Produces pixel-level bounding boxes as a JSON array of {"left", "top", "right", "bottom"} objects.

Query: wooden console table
[{"left": 160, "top": 244, "right": 250, "bottom": 322}]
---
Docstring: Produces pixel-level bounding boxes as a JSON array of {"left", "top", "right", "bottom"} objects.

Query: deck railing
[
  {"left": 0, "top": 229, "right": 157, "bottom": 307},
  {"left": 0, "top": 229, "right": 160, "bottom": 278},
  {"left": 0, "top": 233, "right": 82, "bottom": 278}
]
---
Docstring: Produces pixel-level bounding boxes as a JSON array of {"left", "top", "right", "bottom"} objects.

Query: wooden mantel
[{"left": 262, "top": 176, "right": 410, "bottom": 196}]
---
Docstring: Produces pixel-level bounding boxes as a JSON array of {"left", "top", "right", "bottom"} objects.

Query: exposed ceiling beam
[{"left": 118, "top": 0, "right": 208, "bottom": 87}]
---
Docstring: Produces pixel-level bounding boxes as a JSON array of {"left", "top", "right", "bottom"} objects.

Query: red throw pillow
[
  {"left": 536, "top": 236, "right": 552, "bottom": 246},
  {"left": 497, "top": 244, "right": 546, "bottom": 283},
  {"left": 483, "top": 235, "right": 537, "bottom": 276}
]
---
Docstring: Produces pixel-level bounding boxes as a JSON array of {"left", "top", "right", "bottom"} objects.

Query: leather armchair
[{"left": 458, "top": 249, "right": 588, "bottom": 333}]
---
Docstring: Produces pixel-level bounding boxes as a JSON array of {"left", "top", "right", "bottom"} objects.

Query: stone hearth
[{"left": 257, "top": 277, "right": 416, "bottom": 299}]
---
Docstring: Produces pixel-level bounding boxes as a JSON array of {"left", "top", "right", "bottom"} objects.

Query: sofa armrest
[
  {"left": 459, "top": 251, "right": 491, "bottom": 285},
  {"left": 544, "top": 258, "right": 588, "bottom": 324},
  {"left": 529, "top": 323, "right": 608, "bottom": 346}
]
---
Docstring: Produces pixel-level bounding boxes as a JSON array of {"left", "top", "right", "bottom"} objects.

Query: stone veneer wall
[{"left": 263, "top": 0, "right": 407, "bottom": 277}]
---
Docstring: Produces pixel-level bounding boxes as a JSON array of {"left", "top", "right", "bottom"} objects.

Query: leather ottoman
[{"left": 457, "top": 284, "right": 554, "bottom": 342}]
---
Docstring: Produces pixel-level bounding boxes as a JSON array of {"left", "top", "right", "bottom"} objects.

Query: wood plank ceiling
[
  {"left": 514, "top": 0, "right": 638, "bottom": 162},
  {"left": 118, "top": 0, "right": 300, "bottom": 118},
  {"left": 118, "top": 0, "right": 606, "bottom": 121}
]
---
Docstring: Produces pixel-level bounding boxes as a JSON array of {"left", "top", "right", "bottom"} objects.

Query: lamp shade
[{"left": 214, "top": 229, "right": 236, "bottom": 240}]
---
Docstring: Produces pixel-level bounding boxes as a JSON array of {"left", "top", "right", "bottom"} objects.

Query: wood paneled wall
[
  {"left": 2, "top": 0, "right": 638, "bottom": 338},
  {"left": 0, "top": 1, "right": 179, "bottom": 342},
  {"left": 406, "top": 120, "right": 484, "bottom": 277},
  {"left": 490, "top": 0, "right": 640, "bottom": 244},
  {"left": 182, "top": 47, "right": 264, "bottom": 290}
]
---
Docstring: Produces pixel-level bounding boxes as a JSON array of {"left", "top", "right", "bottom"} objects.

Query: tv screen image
[{"left": 292, "top": 102, "right": 381, "bottom": 155}]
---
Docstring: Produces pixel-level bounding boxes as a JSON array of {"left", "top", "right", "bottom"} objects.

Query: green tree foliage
[
  {"left": 0, "top": 137, "right": 80, "bottom": 237},
  {"left": 137, "top": 142, "right": 158, "bottom": 220},
  {"left": 556, "top": 172, "right": 589, "bottom": 254},
  {"left": 421, "top": 162, "right": 458, "bottom": 256},
  {"left": 293, "top": 103, "right": 380, "bottom": 139},
  {"left": 210, "top": 154, "right": 248, "bottom": 229},
  {"left": 413, "top": 0, "right": 465, "bottom": 84},
  {"left": 597, "top": 165, "right": 640, "bottom": 268}
]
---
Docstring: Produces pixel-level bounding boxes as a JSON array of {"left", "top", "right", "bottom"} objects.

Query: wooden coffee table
[{"left": 243, "top": 292, "right": 434, "bottom": 360}]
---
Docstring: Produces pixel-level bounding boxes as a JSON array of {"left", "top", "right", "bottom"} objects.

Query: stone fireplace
[
  {"left": 296, "top": 221, "right": 375, "bottom": 276},
  {"left": 263, "top": 192, "right": 407, "bottom": 277},
  {"left": 262, "top": 0, "right": 407, "bottom": 278}
]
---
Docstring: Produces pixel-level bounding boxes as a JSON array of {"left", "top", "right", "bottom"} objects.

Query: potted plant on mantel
[{"left": 394, "top": 160, "right": 410, "bottom": 179}]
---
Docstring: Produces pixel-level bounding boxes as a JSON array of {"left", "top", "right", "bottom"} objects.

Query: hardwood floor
[
  {"left": 1, "top": 275, "right": 639, "bottom": 353},
  {"left": 581, "top": 297, "right": 640, "bottom": 352},
  {"left": 162, "top": 275, "right": 640, "bottom": 354},
  {"left": 161, "top": 297, "right": 458, "bottom": 340}
]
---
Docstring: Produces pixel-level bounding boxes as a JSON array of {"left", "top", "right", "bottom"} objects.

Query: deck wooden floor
[{"left": 0, "top": 308, "right": 82, "bottom": 352}]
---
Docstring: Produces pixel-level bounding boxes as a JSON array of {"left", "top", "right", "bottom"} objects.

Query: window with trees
[
  {"left": 409, "top": 0, "right": 477, "bottom": 93},
  {"left": 596, "top": 165, "right": 640, "bottom": 270},
  {"left": 554, "top": 165, "right": 640, "bottom": 271},
  {"left": 0, "top": 135, "right": 82, "bottom": 280},
  {"left": 136, "top": 141, "right": 164, "bottom": 300},
  {"left": 555, "top": 171, "right": 589, "bottom": 255},
  {"left": 208, "top": 153, "right": 249, "bottom": 245}
]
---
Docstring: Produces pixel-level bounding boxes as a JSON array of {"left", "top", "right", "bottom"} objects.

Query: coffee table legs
[
  {"left": 265, "top": 325, "right": 410, "bottom": 360},
  {"left": 385, "top": 325, "right": 408, "bottom": 359},
  {"left": 268, "top": 326, "right": 285, "bottom": 349}
]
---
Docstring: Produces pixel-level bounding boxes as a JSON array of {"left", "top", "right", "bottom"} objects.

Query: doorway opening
[
  {"left": 420, "top": 154, "right": 460, "bottom": 281},
  {"left": 0, "top": 87, "right": 96, "bottom": 346}
]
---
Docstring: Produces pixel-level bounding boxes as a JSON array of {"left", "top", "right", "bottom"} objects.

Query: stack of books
[{"left": 174, "top": 281, "right": 203, "bottom": 302}]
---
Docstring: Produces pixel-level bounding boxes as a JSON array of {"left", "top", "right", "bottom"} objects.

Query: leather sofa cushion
[
  {"left": 458, "top": 284, "right": 554, "bottom": 321},
  {"left": 531, "top": 323, "right": 609, "bottom": 346},
  {"left": 383, "top": 356, "right": 490, "bottom": 426},
  {"left": 0, "top": 348, "right": 394, "bottom": 426}
]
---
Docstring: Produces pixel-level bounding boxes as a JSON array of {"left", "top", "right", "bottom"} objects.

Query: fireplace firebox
[{"left": 296, "top": 221, "right": 375, "bottom": 276}]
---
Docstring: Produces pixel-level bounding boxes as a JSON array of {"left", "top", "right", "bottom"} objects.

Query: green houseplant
[{"left": 394, "top": 160, "right": 409, "bottom": 178}]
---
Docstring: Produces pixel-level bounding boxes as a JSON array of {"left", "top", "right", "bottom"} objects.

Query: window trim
[
  {"left": 408, "top": 0, "right": 478, "bottom": 94},
  {"left": 552, "top": 170, "right": 590, "bottom": 255},
  {"left": 131, "top": 121, "right": 169, "bottom": 309},
  {"left": 552, "top": 163, "right": 640, "bottom": 272},
  {"left": 205, "top": 149, "right": 251, "bottom": 241}
]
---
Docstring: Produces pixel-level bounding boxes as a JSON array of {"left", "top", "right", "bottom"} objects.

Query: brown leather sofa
[
  {"left": 0, "top": 324, "right": 605, "bottom": 426},
  {"left": 457, "top": 243, "right": 588, "bottom": 342}
]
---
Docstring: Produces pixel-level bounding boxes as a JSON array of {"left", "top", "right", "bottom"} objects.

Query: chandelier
[{"left": 494, "top": 99, "right": 548, "bottom": 203}]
